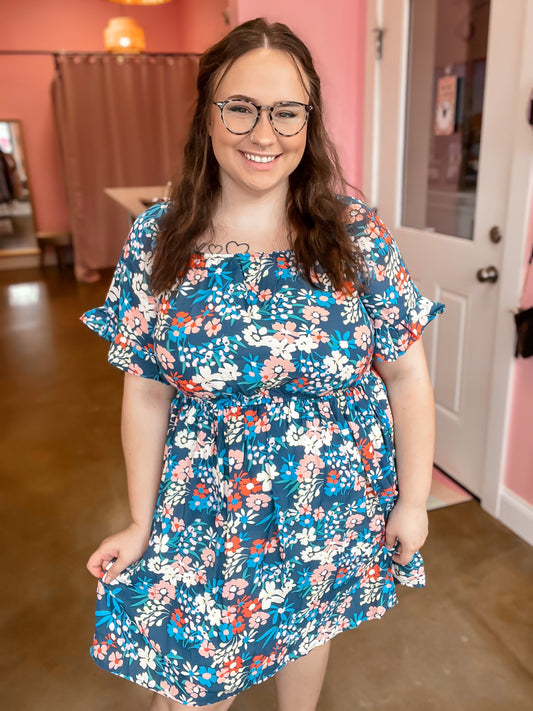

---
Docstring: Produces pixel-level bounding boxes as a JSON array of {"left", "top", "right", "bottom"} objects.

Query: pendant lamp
[
  {"left": 104, "top": 17, "right": 146, "bottom": 53},
  {"left": 107, "top": 0, "right": 171, "bottom": 4}
]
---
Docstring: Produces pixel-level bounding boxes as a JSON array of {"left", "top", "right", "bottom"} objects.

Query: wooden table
[{"left": 105, "top": 185, "right": 169, "bottom": 220}]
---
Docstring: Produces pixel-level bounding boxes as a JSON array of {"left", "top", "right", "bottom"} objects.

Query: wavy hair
[{"left": 151, "top": 17, "right": 367, "bottom": 294}]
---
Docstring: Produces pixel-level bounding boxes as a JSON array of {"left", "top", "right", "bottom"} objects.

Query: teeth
[{"left": 244, "top": 153, "right": 277, "bottom": 163}]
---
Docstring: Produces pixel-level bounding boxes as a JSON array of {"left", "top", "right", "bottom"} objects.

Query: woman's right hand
[{"left": 86, "top": 522, "right": 151, "bottom": 583}]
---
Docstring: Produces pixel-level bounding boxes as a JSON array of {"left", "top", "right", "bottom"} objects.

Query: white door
[{"left": 364, "top": 0, "right": 533, "bottom": 497}]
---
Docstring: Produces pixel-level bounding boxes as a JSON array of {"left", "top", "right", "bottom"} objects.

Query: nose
[{"left": 250, "top": 109, "right": 276, "bottom": 144}]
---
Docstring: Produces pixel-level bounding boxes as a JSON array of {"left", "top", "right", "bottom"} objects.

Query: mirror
[{"left": 0, "top": 120, "right": 38, "bottom": 253}]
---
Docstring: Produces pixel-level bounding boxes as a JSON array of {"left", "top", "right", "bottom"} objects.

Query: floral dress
[{"left": 81, "top": 197, "right": 444, "bottom": 706}]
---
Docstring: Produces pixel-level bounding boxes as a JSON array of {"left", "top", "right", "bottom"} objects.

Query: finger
[
  {"left": 103, "top": 558, "right": 125, "bottom": 584},
  {"left": 87, "top": 549, "right": 117, "bottom": 578},
  {"left": 384, "top": 531, "right": 398, "bottom": 550},
  {"left": 392, "top": 548, "right": 415, "bottom": 566}
]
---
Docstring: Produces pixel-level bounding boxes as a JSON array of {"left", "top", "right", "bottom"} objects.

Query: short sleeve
[
  {"left": 344, "top": 198, "right": 445, "bottom": 362},
  {"left": 80, "top": 204, "right": 168, "bottom": 381}
]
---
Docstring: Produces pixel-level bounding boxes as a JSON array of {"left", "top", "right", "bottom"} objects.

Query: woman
[{"left": 81, "top": 17, "right": 444, "bottom": 711}]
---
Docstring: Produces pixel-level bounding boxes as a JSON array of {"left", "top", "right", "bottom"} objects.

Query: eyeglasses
[{"left": 212, "top": 99, "right": 313, "bottom": 137}]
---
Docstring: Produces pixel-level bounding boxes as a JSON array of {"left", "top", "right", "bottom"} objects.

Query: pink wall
[
  {"left": 504, "top": 200, "right": 533, "bottom": 504},
  {"left": 232, "top": 0, "right": 366, "bottom": 190},
  {"left": 1, "top": 0, "right": 228, "bottom": 232}
]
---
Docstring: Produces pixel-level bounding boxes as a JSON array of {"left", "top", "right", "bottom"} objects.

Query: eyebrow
[{"left": 225, "top": 94, "right": 303, "bottom": 104}]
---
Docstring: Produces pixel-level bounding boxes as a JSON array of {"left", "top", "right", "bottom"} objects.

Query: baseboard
[
  {"left": 0, "top": 252, "right": 40, "bottom": 270},
  {"left": 498, "top": 487, "right": 533, "bottom": 546}
]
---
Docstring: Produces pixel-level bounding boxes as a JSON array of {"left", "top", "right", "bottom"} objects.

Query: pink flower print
[
  {"left": 155, "top": 344, "right": 175, "bottom": 369},
  {"left": 346, "top": 513, "right": 365, "bottom": 528},
  {"left": 246, "top": 492, "right": 271, "bottom": 511},
  {"left": 189, "top": 267, "right": 208, "bottom": 286},
  {"left": 305, "top": 417, "right": 323, "bottom": 443},
  {"left": 375, "top": 264, "right": 387, "bottom": 282},
  {"left": 127, "top": 363, "right": 145, "bottom": 377},
  {"left": 248, "top": 610, "right": 270, "bottom": 630},
  {"left": 170, "top": 456, "right": 193, "bottom": 482},
  {"left": 302, "top": 305, "right": 329, "bottom": 324},
  {"left": 354, "top": 325, "right": 371, "bottom": 349},
  {"left": 93, "top": 642, "right": 108, "bottom": 660},
  {"left": 310, "top": 562, "right": 336, "bottom": 585},
  {"left": 260, "top": 356, "right": 296, "bottom": 382},
  {"left": 148, "top": 581, "right": 176, "bottom": 604},
  {"left": 272, "top": 321, "right": 298, "bottom": 342},
  {"left": 184, "top": 680, "right": 207, "bottom": 701},
  {"left": 201, "top": 547, "right": 216, "bottom": 567},
  {"left": 228, "top": 448, "right": 244, "bottom": 470},
  {"left": 254, "top": 412, "right": 271, "bottom": 434},
  {"left": 221, "top": 607, "right": 237, "bottom": 625},
  {"left": 324, "top": 534, "right": 344, "bottom": 555},
  {"left": 367, "top": 605, "right": 387, "bottom": 619},
  {"left": 108, "top": 651, "right": 123, "bottom": 669},
  {"left": 369, "top": 513, "right": 384, "bottom": 532},
  {"left": 381, "top": 306, "right": 400, "bottom": 325},
  {"left": 316, "top": 620, "right": 335, "bottom": 643},
  {"left": 170, "top": 517, "right": 185, "bottom": 533},
  {"left": 96, "top": 580, "right": 105, "bottom": 599},
  {"left": 396, "top": 332, "right": 411, "bottom": 351},
  {"left": 172, "top": 554, "right": 193, "bottom": 575},
  {"left": 342, "top": 201, "right": 366, "bottom": 225},
  {"left": 198, "top": 639, "right": 216, "bottom": 658},
  {"left": 311, "top": 329, "right": 330, "bottom": 344},
  {"left": 193, "top": 430, "right": 209, "bottom": 452},
  {"left": 296, "top": 454, "right": 324, "bottom": 482},
  {"left": 205, "top": 317, "right": 221, "bottom": 337},
  {"left": 184, "top": 314, "right": 202, "bottom": 334},
  {"left": 222, "top": 578, "right": 248, "bottom": 601},
  {"left": 313, "top": 506, "right": 326, "bottom": 521},
  {"left": 123, "top": 307, "right": 149, "bottom": 336},
  {"left": 160, "top": 681, "right": 180, "bottom": 697},
  {"left": 258, "top": 288, "right": 272, "bottom": 301}
]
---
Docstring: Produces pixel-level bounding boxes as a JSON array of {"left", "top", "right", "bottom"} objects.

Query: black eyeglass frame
[{"left": 212, "top": 99, "right": 314, "bottom": 137}]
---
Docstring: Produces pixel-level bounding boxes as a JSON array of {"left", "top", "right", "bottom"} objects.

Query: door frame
[{"left": 363, "top": 0, "right": 533, "bottom": 536}]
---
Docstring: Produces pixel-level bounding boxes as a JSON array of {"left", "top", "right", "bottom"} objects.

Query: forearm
[
  {"left": 121, "top": 373, "right": 175, "bottom": 531},
  {"left": 375, "top": 339, "right": 435, "bottom": 509},
  {"left": 387, "top": 370, "right": 435, "bottom": 508}
]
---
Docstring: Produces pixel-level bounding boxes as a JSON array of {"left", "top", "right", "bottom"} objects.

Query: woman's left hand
[{"left": 384, "top": 498, "right": 429, "bottom": 566}]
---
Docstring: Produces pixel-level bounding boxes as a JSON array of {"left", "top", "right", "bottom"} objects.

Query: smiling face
[{"left": 209, "top": 48, "right": 310, "bottom": 198}]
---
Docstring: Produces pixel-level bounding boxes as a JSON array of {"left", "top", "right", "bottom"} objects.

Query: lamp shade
[
  {"left": 107, "top": 0, "right": 171, "bottom": 5},
  {"left": 104, "top": 17, "right": 145, "bottom": 53}
]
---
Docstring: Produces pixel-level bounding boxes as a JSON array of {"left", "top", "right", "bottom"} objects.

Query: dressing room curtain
[{"left": 52, "top": 53, "right": 199, "bottom": 280}]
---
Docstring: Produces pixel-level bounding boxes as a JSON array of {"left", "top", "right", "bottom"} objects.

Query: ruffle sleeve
[
  {"left": 80, "top": 204, "right": 168, "bottom": 382},
  {"left": 344, "top": 198, "right": 444, "bottom": 361}
]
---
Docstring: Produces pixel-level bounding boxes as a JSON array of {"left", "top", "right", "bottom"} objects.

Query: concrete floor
[{"left": 1, "top": 267, "right": 532, "bottom": 711}]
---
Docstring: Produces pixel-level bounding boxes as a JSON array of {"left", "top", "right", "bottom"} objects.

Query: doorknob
[{"left": 476, "top": 265, "right": 499, "bottom": 283}]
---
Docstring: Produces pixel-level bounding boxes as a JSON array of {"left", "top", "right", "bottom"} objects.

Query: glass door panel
[{"left": 402, "top": 0, "right": 491, "bottom": 240}]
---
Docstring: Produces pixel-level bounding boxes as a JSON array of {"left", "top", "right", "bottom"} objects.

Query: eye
[
  {"left": 226, "top": 101, "right": 255, "bottom": 116},
  {"left": 273, "top": 103, "right": 304, "bottom": 120}
]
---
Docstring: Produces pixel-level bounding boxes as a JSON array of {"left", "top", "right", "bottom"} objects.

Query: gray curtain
[{"left": 52, "top": 53, "right": 199, "bottom": 280}]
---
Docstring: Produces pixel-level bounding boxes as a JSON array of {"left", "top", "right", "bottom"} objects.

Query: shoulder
[
  {"left": 125, "top": 200, "right": 172, "bottom": 258},
  {"left": 336, "top": 194, "right": 392, "bottom": 258}
]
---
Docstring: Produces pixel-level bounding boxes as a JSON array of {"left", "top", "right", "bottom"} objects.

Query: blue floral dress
[{"left": 81, "top": 197, "right": 444, "bottom": 705}]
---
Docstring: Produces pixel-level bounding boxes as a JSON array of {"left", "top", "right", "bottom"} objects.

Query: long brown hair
[{"left": 151, "top": 17, "right": 367, "bottom": 294}]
